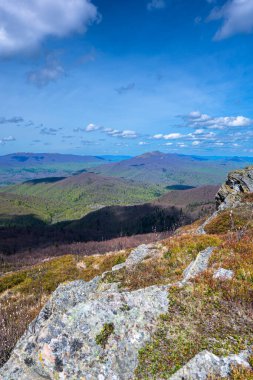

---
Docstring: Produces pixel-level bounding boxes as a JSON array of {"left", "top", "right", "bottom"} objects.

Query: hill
[
  {"left": 0, "top": 172, "right": 162, "bottom": 224},
  {"left": 0, "top": 185, "right": 218, "bottom": 254},
  {"left": 1, "top": 167, "right": 253, "bottom": 379},
  {"left": 89, "top": 151, "right": 253, "bottom": 187},
  {"left": 0, "top": 153, "right": 124, "bottom": 185}
]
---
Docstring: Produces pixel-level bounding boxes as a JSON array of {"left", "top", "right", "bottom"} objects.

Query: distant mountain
[
  {"left": 89, "top": 151, "right": 253, "bottom": 187},
  {"left": 0, "top": 152, "right": 106, "bottom": 165},
  {"left": 0, "top": 153, "right": 122, "bottom": 185}
]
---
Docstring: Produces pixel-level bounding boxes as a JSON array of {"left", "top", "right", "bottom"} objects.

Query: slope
[{"left": 0, "top": 172, "right": 162, "bottom": 224}]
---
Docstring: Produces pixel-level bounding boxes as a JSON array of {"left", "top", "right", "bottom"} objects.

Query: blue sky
[{"left": 1, "top": 0, "right": 253, "bottom": 156}]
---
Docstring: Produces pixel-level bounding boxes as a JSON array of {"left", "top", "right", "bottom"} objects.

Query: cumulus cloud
[
  {"left": 208, "top": 0, "right": 253, "bottom": 40},
  {"left": 184, "top": 111, "right": 253, "bottom": 129},
  {"left": 147, "top": 0, "right": 166, "bottom": 11},
  {"left": 0, "top": 0, "right": 99, "bottom": 56},
  {"left": 115, "top": 83, "right": 135, "bottom": 95},
  {"left": 153, "top": 133, "right": 184, "bottom": 140}
]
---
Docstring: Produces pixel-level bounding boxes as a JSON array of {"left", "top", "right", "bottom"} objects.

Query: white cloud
[
  {"left": 185, "top": 111, "right": 253, "bottom": 129},
  {"left": 120, "top": 130, "right": 138, "bottom": 138},
  {"left": 147, "top": 0, "right": 166, "bottom": 11},
  {"left": 194, "top": 129, "right": 205, "bottom": 134},
  {"left": 209, "top": 0, "right": 253, "bottom": 40},
  {"left": 106, "top": 129, "right": 138, "bottom": 139},
  {"left": 164, "top": 133, "right": 183, "bottom": 139},
  {"left": 192, "top": 140, "right": 201, "bottom": 146},
  {"left": 138, "top": 141, "right": 149, "bottom": 145},
  {"left": 85, "top": 123, "right": 101, "bottom": 132},
  {"left": 0, "top": 0, "right": 99, "bottom": 56},
  {"left": 153, "top": 134, "right": 164, "bottom": 139},
  {"left": 86, "top": 125, "right": 138, "bottom": 139},
  {"left": 153, "top": 133, "right": 183, "bottom": 140},
  {"left": 0, "top": 135, "right": 15, "bottom": 144},
  {"left": 178, "top": 143, "right": 187, "bottom": 148}
]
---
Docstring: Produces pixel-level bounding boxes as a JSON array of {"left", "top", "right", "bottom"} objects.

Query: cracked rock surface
[{"left": 0, "top": 275, "right": 168, "bottom": 380}]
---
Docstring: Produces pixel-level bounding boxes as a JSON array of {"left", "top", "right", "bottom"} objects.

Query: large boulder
[{"left": 0, "top": 277, "right": 168, "bottom": 380}]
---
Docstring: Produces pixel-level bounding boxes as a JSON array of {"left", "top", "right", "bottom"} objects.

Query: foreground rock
[
  {"left": 170, "top": 349, "right": 252, "bottom": 380},
  {"left": 0, "top": 277, "right": 168, "bottom": 380},
  {"left": 216, "top": 166, "right": 253, "bottom": 210}
]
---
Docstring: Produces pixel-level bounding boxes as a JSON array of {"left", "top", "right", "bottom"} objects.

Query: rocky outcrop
[
  {"left": 1, "top": 235, "right": 249, "bottom": 379},
  {"left": 0, "top": 244, "right": 169, "bottom": 380},
  {"left": 216, "top": 166, "right": 253, "bottom": 210},
  {"left": 170, "top": 349, "right": 252, "bottom": 380}
]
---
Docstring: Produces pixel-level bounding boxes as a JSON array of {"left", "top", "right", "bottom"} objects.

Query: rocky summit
[{"left": 216, "top": 166, "right": 253, "bottom": 209}]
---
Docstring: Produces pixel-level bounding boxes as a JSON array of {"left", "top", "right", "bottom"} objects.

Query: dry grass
[
  {"left": 104, "top": 234, "right": 221, "bottom": 290},
  {"left": 135, "top": 228, "right": 253, "bottom": 379},
  {"left": 205, "top": 205, "right": 253, "bottom": 235}
]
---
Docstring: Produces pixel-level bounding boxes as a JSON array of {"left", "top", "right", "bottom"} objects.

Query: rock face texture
[
  {"left": 0, "top": 267, "right": 168, "bottom": 379},
  {"left": 170, "top": 349, "right": 252, "bottom": 380},
  {"left": 216, "top": 166, "right": 253, "bottom": 209},
  {"left": 182, "top": 247, "right": 214, "bottom": 284},
  {"left": 213, "top": 268, "right": 234, "bottom": 281},
  {"left": 111, "top": 244, "right": 159, "bottom": 272}
]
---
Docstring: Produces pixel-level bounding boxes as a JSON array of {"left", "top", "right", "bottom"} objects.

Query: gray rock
[
  {"left": 111, "top": 244, "right": 157, "bottom": 272},
  {"left": 213, "top": 268, "right": 234, "bottom": 280},
  {"left": 0, "top": 276, "right": 169, "bottom": 380},
  {"left": 169, "top": 349, "right": 251, "bottom": 380},
  {"left": 182, "top": 247, "right": 214, "bottom": 284},
  {"left": 216, "top": 166, "right": 253, "bottom": 210}
]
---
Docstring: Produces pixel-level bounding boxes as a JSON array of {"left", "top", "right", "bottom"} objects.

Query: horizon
[
  {"left": 1, "top": 0, "right": 253, "bottom": 156},
  {"left": 2, "top": 150, "right": 253, "bottom": 160}
]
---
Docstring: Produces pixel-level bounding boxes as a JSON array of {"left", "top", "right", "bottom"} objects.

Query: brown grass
[{"left": 104, "top": 234, "right": 221, "bottom": 290}]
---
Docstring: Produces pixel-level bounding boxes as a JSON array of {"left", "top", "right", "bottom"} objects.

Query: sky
[{"left": 1, "top": 0, "right": 253, "bottom": 156}]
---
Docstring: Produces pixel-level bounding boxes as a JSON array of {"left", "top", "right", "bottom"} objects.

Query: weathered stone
[
  {"left": 213, "top": 268, "right": 234, "bottom": 281},
  {"left": 216, "top": 166, "right": 253, "bottom": 210},
  {"left": 0, "top": 276, "right": 169, "bottom": 380},
  {"left": 169, "top": 349, "right": 252, "bottom": 380},
  {"left": 111, "top": 244, "right": 158, "bottom": 272},
  {"left": 182, "top": 247, "right": 214, "bottom": 284}
]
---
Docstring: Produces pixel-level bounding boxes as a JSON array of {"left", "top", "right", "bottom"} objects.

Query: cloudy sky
[{"left": 1, "top": 0, "right": 253, "bottom": 156}]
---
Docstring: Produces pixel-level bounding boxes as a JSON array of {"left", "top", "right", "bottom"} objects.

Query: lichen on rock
[{"left": 0, "top": 275, "right": 169, "bottom": 380}]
